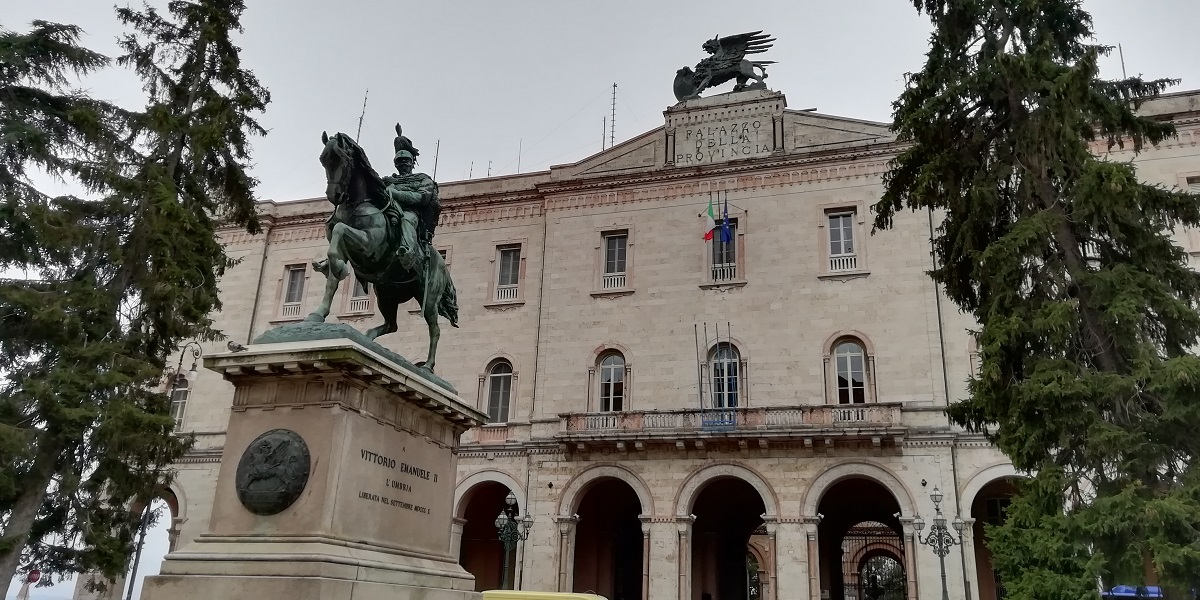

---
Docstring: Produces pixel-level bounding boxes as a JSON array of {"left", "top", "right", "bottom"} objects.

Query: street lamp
[
  {"left": 494, "top": 490, "right": 533, "bottom": 590},
  {"left": 913, "top": 486, "right": 964, "bottom": 600},
  {"left": 124, "top": 341, "right": 203, "bottom": 600},
  {"left": 171, "top": 341, "right": 204, "bottom": 393}
]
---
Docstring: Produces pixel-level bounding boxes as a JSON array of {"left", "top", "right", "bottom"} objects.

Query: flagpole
[
  {"left": 702, "top": 322, "right": 710, "bottom": 410},
  {"left": 694, "top": 324, "right": 705, "bottom": 412}
]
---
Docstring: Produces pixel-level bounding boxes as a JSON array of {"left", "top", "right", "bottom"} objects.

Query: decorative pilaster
[
  {"left": 802, "top": 515, "right": 822, "bottom": 600},
  {"left": 167, "top": 517, "right": 184, "bottom": 552},
  {"left": 900, "top": 517, "right": 920, "bottom": 600},
  {"left": 555, "top": 515, "right": 579, "bottom": 592},
  {"left": 762, "top": 516, "right": 778, "bottom": 600},
  {"left": 960, "top": 517, "right": 979, "bottom": 600},
  {"left": 677, "top": 515, "right": 695, "bottom": 600},
  {"left": 640, "top": 515, "right": 652, "bottom": 600},
  {"left": 449, "top": 517, "right": 467, "bottom": 562}
]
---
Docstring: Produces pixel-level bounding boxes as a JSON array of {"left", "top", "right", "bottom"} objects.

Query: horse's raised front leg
[{"left": 307, "top": 222, "right": 368, "bottom": 322}]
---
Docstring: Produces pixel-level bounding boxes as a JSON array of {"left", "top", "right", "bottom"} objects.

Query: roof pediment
[
  {"left": 549, "top": 127, "right": 664, "bottom": 181},
  {"left": 784, "top": 110, "right": 894, "bottom": 153},
  {"left": 548, "top": 89, "right": 898, "bottom": 183}
]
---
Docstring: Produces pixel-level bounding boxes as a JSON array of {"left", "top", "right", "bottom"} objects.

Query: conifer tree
[
  {"left": 0, "top": 0, "right": 268, "bottom": 588},
  {"left": 874, "top": 1, "right": 1200, "bottom": 597}
]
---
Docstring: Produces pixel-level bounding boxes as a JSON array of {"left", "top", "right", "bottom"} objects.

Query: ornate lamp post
[
  {"left": 494, "top": 491, "right": 533, "bottom": 590},
  {"left": 913, "top": 486, "right": 964, "bottom": 600},
  {"left": 124, "top": 341, "right": 202, "bottom": 600}
]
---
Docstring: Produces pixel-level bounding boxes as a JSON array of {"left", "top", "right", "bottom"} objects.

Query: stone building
[{"left": 78, "top": 86, "right": 1200, "bottom": 600}]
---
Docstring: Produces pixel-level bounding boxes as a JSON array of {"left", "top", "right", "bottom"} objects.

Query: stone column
[
  {"left": 645, "top": 518, "right": 679, "bottom": 600},
  {"left": 449, "top": 517, "right": 467, "bottom": 562},
  {"left": 676, "top": 515, "right": 695, "bottom": 600},
  {"left": 639, "top": 516, "right": 652, "bottom": 600},
  {"left": 555, "top": 515, "right": 579, "bottom": 592},
  {"left": 167, "top": 517, "right": 185, "bottom": 553},
  {"left": 770, "top": 519, "right": 807, "bottom": 600},
  {"left": 960, "top": 517, "right": 979, "bottom": 600},
  {"left": 762, "top": 517, "right": 778, "bottom": 600},
  {"left": 900, "top": 517, "right": 920, "bottom": 600},
  {"left": 803, "top": 517, "right": 821, "bottom": 600}
]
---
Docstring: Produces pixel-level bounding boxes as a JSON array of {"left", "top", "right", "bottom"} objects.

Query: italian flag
[{"left": 702, "top": 197, "right": 717, "bottom": 240}]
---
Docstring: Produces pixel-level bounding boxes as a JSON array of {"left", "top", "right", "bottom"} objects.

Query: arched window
[
  {"left": 486, "top": 361, "right": 513, "bottom": 423},
  {"left": 709, "top": 343, "right": 741, "bottom": 408},
  {"left": 598, "top": 353, "right": 625, "bottom": 412},
  {"left": 834, "top": 340, "right": 867, "bottom": 404}
]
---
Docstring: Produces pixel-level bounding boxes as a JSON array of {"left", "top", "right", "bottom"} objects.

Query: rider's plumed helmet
[{"left": 393, "top": 123, "right": 419, "bottom": 164}]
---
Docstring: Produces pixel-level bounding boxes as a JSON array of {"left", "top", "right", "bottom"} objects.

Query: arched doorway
[
  {"left": 457, "top": 481, "right": 517, "bottom": 591},
  {"left": 817, "top": 478, "right": 908, "bottom": 600},
  {"left": 71, "top": 488, "right": 183, "bottom": 600},
  {"left": 691, "top": 477, "right": 768, "bottom": 600},
  {"left": 970, "top": 478, "right": 1017, "bottom": 600},
  {"left": 572, "top": 478, "right": 644, "bottom": 600}
]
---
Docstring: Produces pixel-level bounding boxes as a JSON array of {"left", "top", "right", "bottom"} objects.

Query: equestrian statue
[
  {"left": 673, "top": 31, "right": 776, "bottom": 101},
  {"left": 307, "top": 124, "right": 458, "bottom": 372}
]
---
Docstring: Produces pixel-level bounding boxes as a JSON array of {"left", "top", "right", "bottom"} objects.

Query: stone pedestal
[{"left": 141, "top": 326, "right": 486, "bottom": 600}]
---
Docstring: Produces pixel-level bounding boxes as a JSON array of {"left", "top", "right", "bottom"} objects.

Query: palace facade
[{"left": 80, "top": 87, "right": 1200, "bottom": 600}]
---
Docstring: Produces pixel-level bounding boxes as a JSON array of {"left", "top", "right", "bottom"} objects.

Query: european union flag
[{"left": 720, "top": 195, "right": 733, "bottom": 244}]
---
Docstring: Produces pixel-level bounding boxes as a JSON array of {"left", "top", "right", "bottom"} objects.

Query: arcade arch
[
  {"left": 968, "top": 473, "right": 1020, "bottom": 600},
  {"left": 813, "top": 474, "right": 913, "bottom": 600},
  {"left": 555, "top": 465, "right": 652, "bottom": 600},
  {"left": 455, "top": 475, "right": 527, "bottom": 591},
  {"left": 681, "top": 465, "right": 777, "bottom": 600}
]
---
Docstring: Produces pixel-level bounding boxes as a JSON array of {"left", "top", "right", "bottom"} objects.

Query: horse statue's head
[
  {"left": 319, "top": 131, "right": 385, "bottom": 207},
  {"left": 319, "top": 131, "right": 355, "bottom": 205}
]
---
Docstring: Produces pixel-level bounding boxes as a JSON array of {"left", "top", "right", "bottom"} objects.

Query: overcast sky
[
  {"left": 3, "top": 1, "right": 1200, "bottom": 598},
  {"left": 7, "top": 0, "right": 1200, "bottom": 205}
]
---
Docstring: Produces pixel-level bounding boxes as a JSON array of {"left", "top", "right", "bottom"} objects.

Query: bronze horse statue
[{"left": 306, "top": 131, "right": 458, "bottom": 371}]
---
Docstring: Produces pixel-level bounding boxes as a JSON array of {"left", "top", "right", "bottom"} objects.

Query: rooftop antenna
[
  {"left": 432, "top": 139, "right": 440, "bottom": 180},
  {"left": 610, "top": 82, "right": 617, "bottom": 148},
  {"left": 1118, "top": 43, "right": 1127, "bottom": 79},
  {"left": 602, "top": 116, "right": 607, "bottom": 150},
  {"left": 517, "top": 138, "right": 523, "bottom": 174},
  {"left": 487, "top": 160, "right": 492, "bottom": 177},
  {"left": 354, "top": 89, "right": 369, "bottom": 141},
  {"left": 468, "top": 161, "right": 473, "bottom": 179}
]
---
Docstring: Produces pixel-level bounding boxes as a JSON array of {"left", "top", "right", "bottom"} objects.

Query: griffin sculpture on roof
[{"left": 673, "top": 31, "right": 776, "bottom": 101}]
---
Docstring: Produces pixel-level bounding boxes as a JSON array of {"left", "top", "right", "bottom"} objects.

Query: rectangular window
[
  {"left": 603, "top": 232, "right": 628, "bottom": 289},
  {"left": 710, "top": 220, "right": 738, "bottom": 281},
  {"left": 1188, "top": 176, "right": 1200, "bottom": 194},
  {"left": 282, "top": 266, "right": 306, "bottom": 317},
  {"left": 348, "top": 276, "right": 371, "bottom": 313},
  {"left": 169, "top": 386, "right": 189, "bottom": 431},
  {"left": 828, "top": 212, "right": 857, "bottom": 272},
  {"left": 495, "top": 245, "right": 521, "bottom": 301}
]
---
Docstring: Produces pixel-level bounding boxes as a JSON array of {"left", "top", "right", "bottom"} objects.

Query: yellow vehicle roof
[{"left": 481, "top": 591, "right": 609, "bottom": 600}]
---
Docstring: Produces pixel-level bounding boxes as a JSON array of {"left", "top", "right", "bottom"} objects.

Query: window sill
[
  {"left": 700, "top": 279, "right": 748, "bottom": 290},
  {"left": 339, "top": 310, "right": 376, "bottom": 318},
  {"left": 591, "top": 287, "right": 635, "bottom": 298},
  {"left": 484, "top": 299, "right": 525, "bottom": 309},
  {"left": 818, "top": 270, "right": 870, "bottom": 281}
]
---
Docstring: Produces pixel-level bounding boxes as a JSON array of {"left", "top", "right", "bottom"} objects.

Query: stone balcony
[{"left": 553, "top": 403, "right": 907, "bottom": 453}]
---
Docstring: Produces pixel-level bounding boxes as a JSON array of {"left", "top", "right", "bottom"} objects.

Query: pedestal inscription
[
  {"left": 675, "top": 119, "right": 772, "bottom": 165},
  {"left": 235, "top": 429, "right": 311, "bottom": 516},
  {"left": 332, "top": 408, "right": 453, "bottom": 554}
]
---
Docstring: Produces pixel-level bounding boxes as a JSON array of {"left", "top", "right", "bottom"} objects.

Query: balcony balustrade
[{"left": 554, "top": 403, "right": 905, "bottom": 452}]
